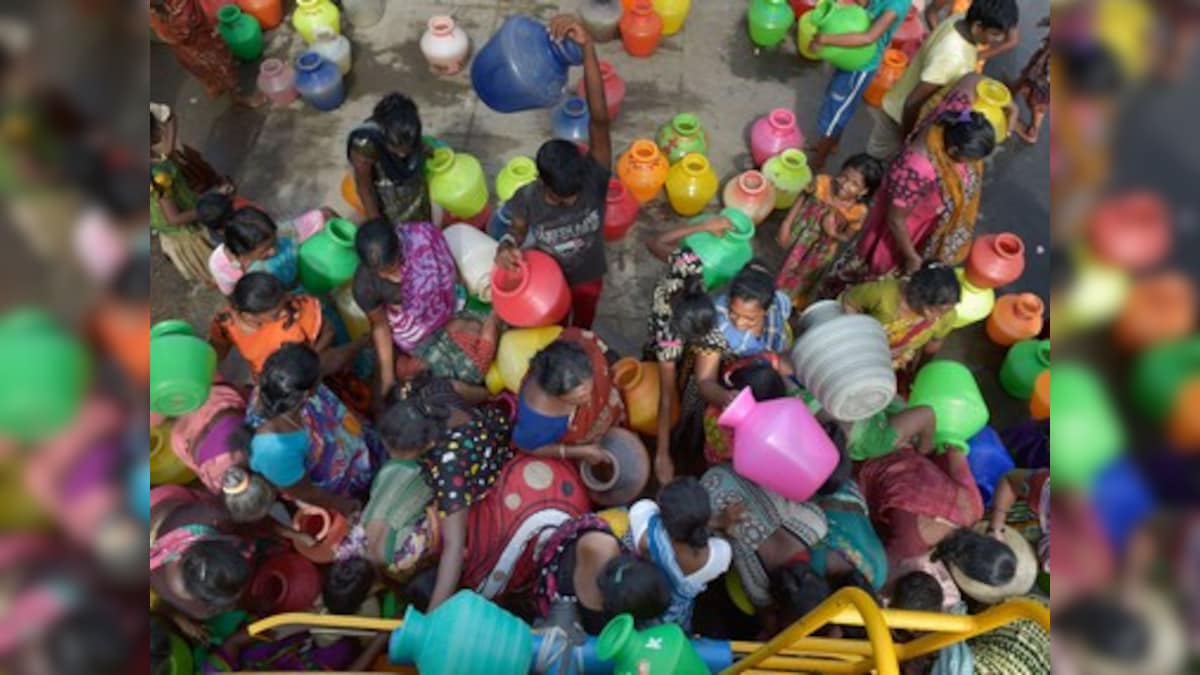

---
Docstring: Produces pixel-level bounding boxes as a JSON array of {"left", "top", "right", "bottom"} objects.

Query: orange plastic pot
[
  {"left": 490, "top": 250, "right": 571, "bottom": 327},
  {"left": 1167, "top": 378, "right": 1200, "bottom": 451},
  {"left": 1029, "top": 370, "right": 1050, "bottom": 419},
  {"left": 612, "top": 358, "right": 679, "bottom": 436},
  {"left": 986, "top": 293, "right": 1046, "bottom": 347},
  {"left": 292, "top": 504, "right": 350, "bottom": 564},
  {"left": 1087, "top": 191, "right": 1171, "bottom": 271},
  {"left": 1113, "top": 271, "right": 1197, "bottom": 351},
  {"left": 237, "top": 0, "right": 283, "bottom": 30},
  {"left": 863, "top": 49, "right": 907, "bottom": 108},
  {"left": 341, "top": 171, "right": 364, "bottom": 216},
  {"left": 620, "top": 0, "right": 664, "bottom": 57},
  {"left": 617, "top": 140, "right": 669, "bottom": 203},
  {"left": 965, "top": 232, "right": 1026, "bottom": 289}
]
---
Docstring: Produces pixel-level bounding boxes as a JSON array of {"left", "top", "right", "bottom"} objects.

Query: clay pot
[
  {"left": 292, "top": 504, "right": 350, "bottom": 564},
  {"left": 1087, "top": 191, "right": 1172, "bottom": 271},
  {"left": 965, "top": 233, "right": 1026, "bottom": 289},
  {"left": 1113, "top": 271, "right": 1197, "bottom": 351},
  {"left": 576, "top": 60, "right": 626, "bottom": 120},
  {"left": 619, "top": 1, "right": 664, "bottom": 58},
  {"left": 249, "top": 551, "right": 321, "bottom": 613},
  {"left": 616, "top": 140, "right": 669, "bottom": 204},
  {"left": 986, "top": 293, "right": 1046, "bottom": 347},
  {"left": 722, "top": 170, "right": 776, "bottom": 225},
  {"left": 604, "top": 179, "right": 640, "bottom": 242},
  {"left": 581, "top": 427, "right": 650, "bottom": 507},
  {"left": 1030, "top": 370, "right": 1050, "bottom": 420},
  {"left": 612, "top": 358, "right": 678, "bottom": 436}
]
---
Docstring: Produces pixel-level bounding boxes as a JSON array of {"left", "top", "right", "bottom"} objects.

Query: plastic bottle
[
  {"left": 656, "top": 113, "right": 709, "bottom": 164},
  {"left": 427, "top": 148, "right": 489, "bottom": 219},
  {"left": 420, "top": 15, "right": 472, "bottom": 76},
  {"left": 616, "top": 140, "right": 670, "bottom": 203},
  {"left": 580, "top": 0, "right": 624, "bottom": 42},
  {"left": 999, "top": 339, "right": 1050, "bottom": 400},
  {"left": 682, "top": 208, "right": 756, "bottom": 290},
  {"left": 665, "top": 153, "right": 719, "bottom": 216},
  {"left": 444, "top": 224, "right": 499, "bottom": 302},
  {"left": 257, "top": 58, "right": 298, "bottom": 106},
  {"left": 1087, "top": 191, "right": 1171, "bottom": 271},
  {"left": 747, "top": 0, "right": 796, "bottom": 49},
  {"left": 864, "top": 49, "right": 908, "bottom": 108},
  {"left": 986, "top": 293, "right": 1045, "bottom": 347},
  {"left": 722, "top": 170, "right": 776, "bottom": 225},
  {"left": 965, "top": 233, "right": 1026, "bottom": 289},
  {"left": 581, "top": 427, "right": 651, "bottom": 507},
  {"left": 389, "top": 590, "right": 533, "bottom": 674},
  {"left": 952, "top": 268, "right": 995, "bottom": 328},
  {"left": 341, "top": 0, "right": 385, "bottom": 31},
  {"left": 237, "top": 0, "right": 282, "bottom": 31},
  {"left": 150, "top": 320, "right": 217, "bottom": 416},
  {"left": 654, "top": 0, "right": 692, "bottom": 35},
  {"left": 310, "top": 26, "right": 352, "bottom": 76},
  {"left": 486, "top": 326, "right": 564, "bottom": 394},
  {"left": 291, "top": 0, "right": 340, "bottom": 45},
  {"left": 0, "top": 310, "right": 89, "bottom": 443},
  {"left": 907, "top": 360, "right": 989, "bottom": 453},
  {"left": 762, "top": 149, "right": 813, "bottom": 209},
  {"left": 471, "top": 15, "right": 584, "bottom": 113},
  {"left": 293, "top": 51, "right": 345, "bottom": 111},
  {"left": 490, "top": 250, "right": 571, "bottom": 327},
  {"left": 621, "top": 1, "right": 664, "bottom": 57},
  {"left": 596, "top": 614, "right": 709, "bottom": 675},
  {"left": 550, "top": 96, "right": 591, "bottom": 145},
  {"left": 604, "top": 179, "right": 640, "bottom": 242},
  {"left": 576, "top": 60, "right": 626, "bottom": 120},
  {"left": 495, "top": 156, "right": 539, "bottom": 202},
  {"left": 1113, "top": 271, "right": 1197, "bottom": 351},
  {"left": 216, "top": 5, "right": 263, "bottom": 61},
  {"left": 750, "top": 108, "right": 805, "bottom": 167}
]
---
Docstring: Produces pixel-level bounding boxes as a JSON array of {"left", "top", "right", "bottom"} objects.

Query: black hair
[
  {"left": 402, "top": 566, "right": 436, "bottom": 614},
  {"left": 224, "top": 207, "right": 278, "bottom": 257},
  {"left": 1061, "top": 41, "right": 1124, "bottom": 95},
  {"left": 1056, "top": 595, "right": 1151, "bottom": 662},
  {"left": 110, "top": 254, "right": 150, "bottom": 301},
  {"left": 773, "top": 561, "right": 832, "bottom": 622},
  {"left": 180, "top": 540, "right": 251, "bottom": 611},
  {"left": 323, "top": 556, "right": 376, "bottom": 615},
  {"left": 941, "top": 110, "right": 996, "bottom": 160},
  {"left": 966, "top": 0, "right": 1019, "bottom": 32},
  {"left": 373, "top": 93, "right": 423, "bottom": 151},
  {"left": 658, "top": 477, "right": 713, "bottom": 549},
  {"left": 815, "top": 423, "right": 852, "bottom": 497},
  {"left": 598, "top": 553, "right": 671, "bottom": 624},
  {"left": 221, "top": 466, "right": 277, "bottom": 523},
  {"left": 257, "top": 343, "right": 321, "bottom": 419},
  {"left": 530, "top": 340, "right": 594, "bottom": 397},
  {"left": 231, "top": 272, "right": 286, "bottom": 314},
  {"left": 728, "top": 260, "right": 777, "bottom": 311},
  {"left": 536, "top": 139, "right": 587, "bottom": 197},
  {"left": 727, "top": 363, "right": 787, "bottom": 401},
  {"left": 931, "top": 527, "right": 1017, "bottom": 587},
  {"left": 354, "top": 218, "right": 402, "bottom": 270},
  {"left": 196, "top": 191, "right": 234, "bottom": 240},
  {"left": 47, "top": 604, "right": 129, "bottom": 675},
  {"left": 378, "top": 377, "right": 453, "bottom": 453},
  {"left": 669, "top": 278, "right": 718, "bottom": 345},
  {"left": 841, "top": 153, "right": 885, "bottom": 202},
  {"left": 904, "top": 262, "right": 961, "bottom": 310},
  {"left": 890, "top": 571, "right": 944, "bottom": 612},
  {"left": 149, "top": 615, "right": 172, "bottom": 675}
]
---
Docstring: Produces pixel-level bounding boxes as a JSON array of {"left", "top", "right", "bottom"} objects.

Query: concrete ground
[{"left": 151, "top": 0, "right": 1049, "bottom": 427}]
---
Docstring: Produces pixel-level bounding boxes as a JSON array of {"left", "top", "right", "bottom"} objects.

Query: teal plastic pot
[
  {"left": 389, "top": 590, "right": 532, "bottom": 674},
  {"left": 0, "top": 309, "right": 89, "bottom": 443},
  {"left": 682, "top": 207, "right": 756, "bottom": 290},
  {"left": 907, "top": 360, "right": 989, "bottom": 453},
  {"left": 810, "top": 0, "right": 875, "bottom": 70},
  {"left": 1130, "top": 336, "right": 1200, "bottom": 422},
  {"left": 747, "top": 0, "right": 796, "bottom": 49},
  {"left": 298, "top": 217, "right": 359, "bottom": 295},
  {"left": 999, "top": 339, "right": 1050, "bottom": 400},
  {"left": 149, "top": 320, "right": 217, "bottom": 416},
  {"left": 1052, "top": 363, "right": 1124, "bottom": 489},
  {"left": 597, "top": 614, "right": 709, "bottom": 675}
]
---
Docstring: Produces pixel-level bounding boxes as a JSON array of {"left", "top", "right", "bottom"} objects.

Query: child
[
  {"left": 628, "top": 477, "right": 734, "bottom": 631},
  {"left": 867, "top": 0, "right": 1020, "bottom": 158},
  {"left": 207, "top": 205, "right": 334, "bottom": 296},
  {"left": 209, "top": 272, "right": 332, "bottom": 377},
  {"left": 1010, "top": 19, "right": 1050, "bottom": 145},
  {"left": 775, "top": 153, "right": 884, "bottom": 308},
  {"left": 923, "top": 0, "right": 1020, "bottom": 71},
  {"left": 807, "top": 0, "right": 914, "bottom": 171}
]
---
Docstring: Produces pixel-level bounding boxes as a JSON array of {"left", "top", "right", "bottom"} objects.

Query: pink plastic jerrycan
[{"left": 718, "top": 387, "right": 838, "bottom": 501}]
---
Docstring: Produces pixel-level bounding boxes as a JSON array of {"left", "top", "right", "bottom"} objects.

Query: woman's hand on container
[
  {"left": 495, "top": 241, "right": 521, "bottom": 270},
  {"left": 549, "top": 14, "right": 592, "bottom": 47},
  {"left": 578, "top": 443, "right": 609, "bottom": 466}
]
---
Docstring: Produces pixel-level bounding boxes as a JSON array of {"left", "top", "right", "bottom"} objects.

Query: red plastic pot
[
  {"left": 1087, "top": 191, "right": 1171, "bottom": 271},
  {"left": 965, "top": 233, "right": 1026, "bottom": 289},
  {"left": 491, "top": 250, "right": 571, "bottom": 327},
  {"left": 889, "top": 7, "right": 927, "bottom": 58},
  {"left": 604, "top": 179, "right": 640, "bottom": 242},
  {"left": 249, "top": 551, "right": 321, "bottom": 614},
  {"left": 291, "top": 504, "right": 350, "bottom": 564}
]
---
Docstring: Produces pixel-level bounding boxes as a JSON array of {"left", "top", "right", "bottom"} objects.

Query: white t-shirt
[{"left": 629, "top": 499, "right": 732, "bottom": 585}]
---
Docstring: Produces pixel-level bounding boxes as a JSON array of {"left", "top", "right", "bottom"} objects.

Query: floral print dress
[{"left": 776, "top": 175, "right": 869, "bottom": 308}]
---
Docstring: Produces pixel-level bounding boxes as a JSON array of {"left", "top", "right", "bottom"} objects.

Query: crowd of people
[{"left": 148, "top": 3, "right": 1052, "bottom": 673}]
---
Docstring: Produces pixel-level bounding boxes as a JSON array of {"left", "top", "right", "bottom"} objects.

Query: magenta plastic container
[{"left": 749, "top": 108, "right": 805, "bottom": 167}]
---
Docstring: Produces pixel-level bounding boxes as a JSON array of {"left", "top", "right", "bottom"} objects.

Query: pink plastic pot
[
  {"left": 491, "top": 249, "right": 571, "bottom": 327},
  {"left": 750, "top": 108, "right": 805, "bottom": 167},
  {"left": 576, "top": 60, "right": 626, "bottom": 121},
  {"left": 718, "top": 387, "right": 838, "bottom": 501}
]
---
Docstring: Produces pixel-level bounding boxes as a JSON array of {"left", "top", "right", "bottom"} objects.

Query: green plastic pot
[
  {"left": 810, "top": 0, "right": 875, "bottom": 70},
  {"left": 427, "top": 147, "right": 489, "bottom": 219},
  {"left": 149, "top": 320, "right": 217, "bottom": 416},
  {"left": 217, "top": 5, "right": 264, "bottom": 62},
  {"left": 656, "top": 113, "right": 710, "bottom": 164},
  {"left": 495, "top": 156, "right": 538, "bottom": 203},
  {"left": 596, "top": 613, "right": 709, "bottom": 675},
  {"left": 682, "top": 207, "right": 755, "bottom": 290},
  {"left": 797, "top": 6, "right": 821, "bottom": 59},
  {"left": 166, "top": 633, "right": 193, "bottom": 675},
  {"left": 0, "top": 309, "right": 89, "bottom": 443},
  {"left": 1130, "top": 336, "right": 1200, "bottom": 422},
  {"left": 1051, "top": 363, "right": 1124, "bottom": 489},
  {"left": 907, "top": 360, "right": 989, "bottom": 453},
  {"left": 999, "top": 339, "right": 1050, "bottom": 400},
  {"left": 299, "top": 217, "right": 359, "bottom": 295},
  {"left": 747, "top": 0, "right": 796, "bottom": 49}
]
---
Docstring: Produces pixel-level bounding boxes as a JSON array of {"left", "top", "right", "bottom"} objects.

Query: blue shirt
[
  {"left": 512, "top": 388, "right": 571, "bottom": 451},
  {"left": 865, "top": 0, "right": 914, "bottom": 71},
  {"left": 715, "top": 291, "right": 793, "bottom": 357}
]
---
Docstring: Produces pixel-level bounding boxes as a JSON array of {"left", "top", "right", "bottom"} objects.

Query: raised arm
[
  {"left": 646, "top": 213, "right": 732, "bottom": 262},
  {"left": 550, "top": 15, "right": 612, "bottom": 168}
]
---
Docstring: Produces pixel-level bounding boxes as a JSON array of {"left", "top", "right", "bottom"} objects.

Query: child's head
[
  {"left": 931, "top": 527, "right": 1017, "bottom": 587},
  {"left": 230, "top": 272, "right": 287, "bottom": 327},
  {"left": 669, "top": 281, "right": 718, "bottom": 346},
  {"left": 372, "top": 93, "right": 423, "bottom": 157},
  {"left": 940, "top": 110, "right": 996, "bottom": 160},
  {"left": 965, "top": 0, "right": 1019, "bottom": 47},
  {"left": 44, "top": 604, "right": 129, "bottom": 675},
  {"left": 727, "top": 362, "right": 787, "bottom": 401},
  {"left": 835, "top": 154, "right": 885, "bottom": 203},
  {"left": 225, "top": 207, "right": 278, "bottom": 261},
  {"left": 323, "top": 556, "right": 376, "bottom": 615},
  {"left": 196, "top": 191, "right": 234, "bottom": 242},
  {"left": 180, "top": 540, "right": 251, "bottom": 614},
  {"left": 535, "top": 139, "right": 588, "bottom": 201},
  {"left": 221, "top": 466, "right": 277, "bottom": 523},
  {"left": 378, "top": 377, "right": 453, "bottom": 457},
  {"left": 658, "top": 477, "right": 713, "bottom": 548},
  {"left": 258, "top": 344, "right": 322, "bottom": 418},
  {"left": 598, "top": 553, "right": 671, "bottom": 625},
  {"left": 890, "top": 571, "right": 944, "bottom": 611},
  {"left": 904, "top": 262, "right": 961, "bottom": 318},
  {"left": 726, "top": 260, "right": 777, "bottom": 333}
]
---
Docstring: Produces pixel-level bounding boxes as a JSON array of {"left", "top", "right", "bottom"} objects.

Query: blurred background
[{"left": 0, "top": 0, "right": 1195, "bottom": 673}]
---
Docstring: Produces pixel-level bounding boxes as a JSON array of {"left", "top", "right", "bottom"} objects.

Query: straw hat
[{"left": 948, "top": 522, "right": 1038, "bottom": 605}]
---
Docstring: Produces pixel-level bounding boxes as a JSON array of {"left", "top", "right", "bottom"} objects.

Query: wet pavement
[{"left": 151, "top": 0, "right": 1049, "bottom": 428}]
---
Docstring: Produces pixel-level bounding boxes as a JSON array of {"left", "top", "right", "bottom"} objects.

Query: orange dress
[{"left": 210, "top": 295, "right": 323, "bottom": 375}]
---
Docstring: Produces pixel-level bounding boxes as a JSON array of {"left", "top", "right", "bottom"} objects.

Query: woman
[
  {"left": 208, "top": 206, "right": 333, "bottom": 296},
  {"left": 512, "top": 330, "right": 625, "bottom": 465},
  {"left": 715, "top": 262, "right": 794, "bottom": 359},
  {"left": 243, "top": 344, "right": 384, "bottom": 517},
  {"left": 377, "top": 376, "right": 514, "bottom": 610},
  {"left": 842, "top": 262, "right": 960, "bottom": 377},
  {"left": 209, "top": 273, "right": 335, "bottom": 378},
  {"left": 148, "top": 0, "right": 262, "bottom": 105},
  {"left": 347, "top": 93, "right": 432, "bottom": 224},
  {"left": 354, "top": 220, "right": 495, "bottom": 395},
  {"left": 150, "top": 106, "right": 217, "bottom": 284}
]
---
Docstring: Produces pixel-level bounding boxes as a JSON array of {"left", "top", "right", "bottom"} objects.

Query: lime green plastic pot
[
  {"left": 427, "top": 147, "right": 489, "bottom": 219},
  {"left": 797, "top": 7, "right": 820, "bottom": 59},
  {"left": 907, "top": 360, "right": 989, "bottom": 453},
  {"left": 149, "top": 320, "right": 217, "bottom": 416},
  {"left": 298, "top": 217, "right": 359, "bottom": 295},
  {"left": 810, "top": 0, "right": 875, "bottom": 70},
  {"left": 952, "top": 267, "right": 995, "bottom": 328},
  {"left": 0, "top": 309, "right": 89, "bottom": 443},
  {"left": 1130, "top": 336, "right": 1200, "bottom": 422},
  {"left": 597, "top": 614, "right": 709, "bottom": 675},
  {"left": 999, "top": 339, "right": 1050, "bottom": 400},
  {"left": 682, "top": 207, "right": 756, "bottom": 290},
  {"left": 1051, "top": 363, "right": 1124, "bottom": 489},
  {"left": 495, "top": 156, "right": 538, "bottom": 203}
]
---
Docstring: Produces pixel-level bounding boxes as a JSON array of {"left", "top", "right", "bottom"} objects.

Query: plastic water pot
[
  {"left": 216, "top": 5, "right": 263, "bottom": 61},
  {"left": 722, "top": 170, "right": 776, "bottom": 225},
  {"left": 486, "top": 326, "right": 563, "bottom": 394},
  {"left": 1087, "top": 191, "right": 1171, "bottom": 271},
  {"left": 1051, "top": 363, "right": 1125, "bottom": 489},
  {"left": 427, "top": 148, "right": 489, "bottom": 219},
  {"left": 682, "top": 208, "right": 756, "bottom": 290},
  {"left": 495, "top": 156, "right": 538, "bottom": 203},
  {"left": 654, "top": 0, "right": 692, "bottom": 35},
  {"left": 443, "top": 224, "right": 499, "bottom": 302},
  {"left": 719, "top": 387, "right": 839, "bottom": 501},
  {"left": 965, "top": 233, "right": 1026, "bottom": 289},
  {"left": 966, "top": 426, "right": 1014, "bottom": 508},
  {"left": 596, "top": 614, "right": 709, "bottom": 675},
  {"left": 249, "top": 551, "right": 321, "bottom": 614},
  {"left": 762, "top": 149, "right": 812, "bottom": 209},
  {"left": 257, "top": 58, "right": 298, "bottom": 106},
  {"left": 298, "top": 217, "right": 358, "bottom": 294},
  {"left": 612, "top": 358, "right": 677, "bottom": 436},
  {"left": 471, "top": 15, "right": 584, "bottom": 113},
  {"left": 1113, "top": 272, "right": 1197, "bottom": 352},
  {"left": 620, "top": 1, "right": 664, "bottom": 57},
  {"left": 0, "top": 309, "right": 89, "bottom": 442},
  {"left": 1130, "top": 337, "right": 1200, "bottom": 422},
  {"left": 750, "top": 108, "right": 804, "bottom": 168},
  {"left": 616, "top": 139, "right": 670, "bottom": 203},
  {"left": 389, "top": 590, "right": 533, "bottom": 674},
  {"left": 603, "top": 179, "right": 640, "bottom": 242},
  {"left": 952, "top": 267, "right": 995, "bottom": 328},
  {"left": 310, "top": 26, "right": 352, "bottom": 76},
  {"left": 150, "top": 421, "right": 196, "bottom": 486},
  {"left": 490, "top": 250, "right": 570, "bottom": 327},
  {"left": 420, "top": 15, "right": 471, "bottom": 76},
  {"left": 999, "top": 339, "right": 1050, "bottom": 400},
  {"left": 550, "top": 96, "right": 591, "bottom": 145},
  {"left": 1089, "top": 456, "right": 1154, "bottom": 552},
  {"left": 150, "top": 320, "right": 217, "bottom": 416},
  {"left": 790, "top": 300, "right": 896, "bottom": 422},
  {"left": 576, "top": 60, "right": 626, "bottom": 120},
  {"left": 665, "top": 153, "right": 719, "bottom": 216},
  {"left": 656, "top": 113, "right": 709, "bottom": 164},
  {"left": 747, "top": 0, "right": 796, "bottom": 49},
  {"left": 580, "top": 0, "right": 624, "bottom": 42},
  {"left": 531, "top": 633, "right": 732, "bottom": 674},
  {"left": 907, "top": 360, "right": 989, "bottom": 453},
  {"left": 291, "top": 0, "right": 340, "bottom": 45},
  {"left": 810, "top": 0, "right": 875, "bottom": 70},
  {"left": 293, "top": 51, "right": 345, "bottom": 111},
  {"left": 581, "top": 427, "right": 651, "bottom": 507}
]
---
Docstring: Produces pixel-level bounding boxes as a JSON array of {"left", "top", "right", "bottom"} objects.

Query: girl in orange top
[
  {"left": 209, "top": 272, "right": 333, "bottom": 377},
  {"left": 775, "top": 154, "right": 884, "bottom": 308}
]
